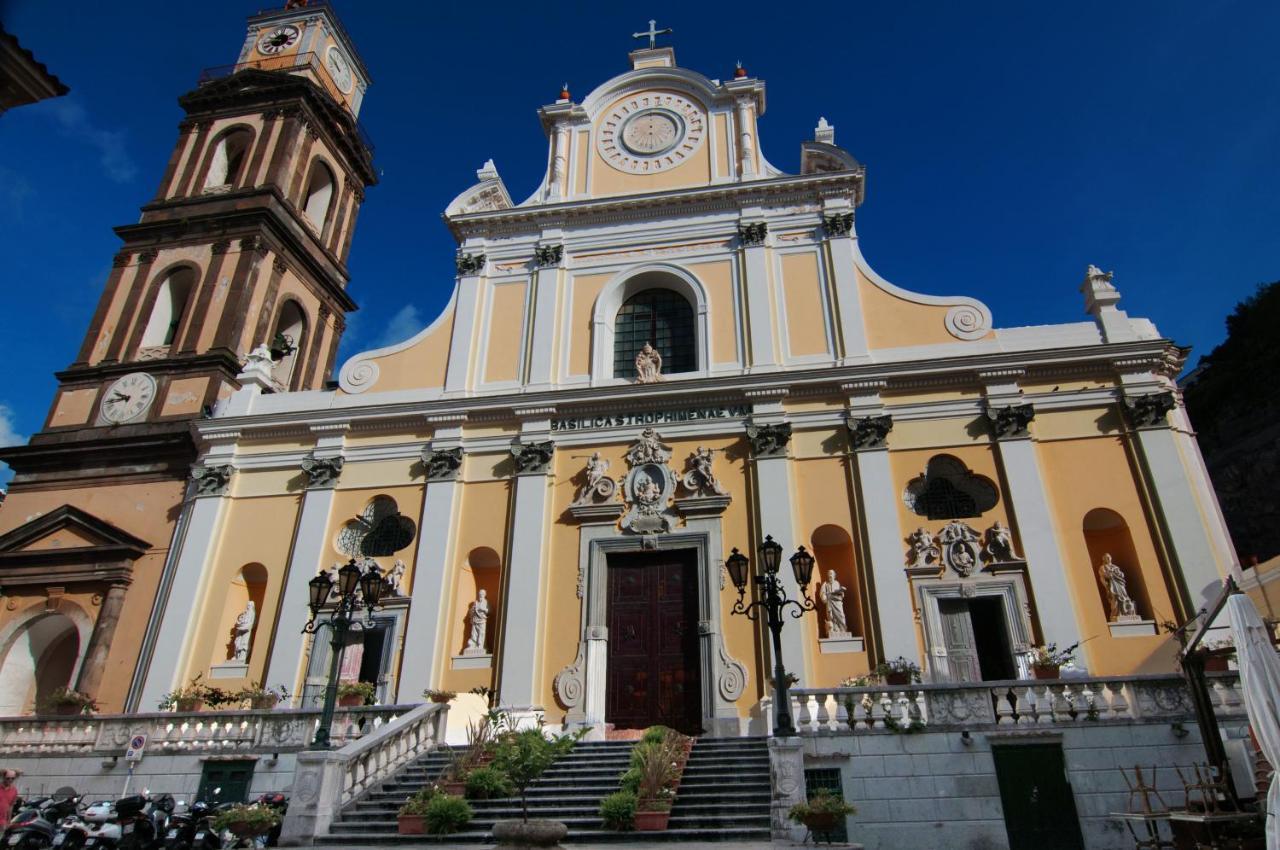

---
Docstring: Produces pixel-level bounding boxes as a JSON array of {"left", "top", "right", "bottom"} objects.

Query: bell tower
[{"left": 0, "top": 2, "right": 375, "bottom": 713}]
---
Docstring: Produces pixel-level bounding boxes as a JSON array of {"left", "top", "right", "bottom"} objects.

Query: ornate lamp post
[
  {"left": 726, "top": 535, "right": 817, "bottom": 736},
  {"left": 303, "top": 557, "right": 384, "bottom": 749}
]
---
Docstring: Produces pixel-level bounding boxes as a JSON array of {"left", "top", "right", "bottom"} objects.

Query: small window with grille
[
  {"left": 803, "top": 768, "right": 849, "bottom": 842},
  {"left": 613, "top": 288, "right": 696, "bottom": 379}
]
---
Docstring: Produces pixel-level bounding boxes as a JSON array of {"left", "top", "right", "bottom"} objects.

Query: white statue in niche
[
  {"left": 634, "top": 342, "right": 663, "bottom": 384},
  {"left": 819, "top": 570, "right": 850, "bottom": 637},
  {"left": 1098, "top": 553, "right": 1139, "bottom": 621},
  {"left": 232, "top": 600, "right": 256, "bottom": 662},
  {"left": 465, "top": 589, "right": 490, "bottom": 654},
  {"left": 386, "top": 559, "right": 407, "bottom": 596}
]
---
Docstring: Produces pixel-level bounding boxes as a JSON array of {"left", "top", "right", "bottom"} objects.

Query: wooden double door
[{"left": 605, "top": 550, "right": 703, "bottom": 735}]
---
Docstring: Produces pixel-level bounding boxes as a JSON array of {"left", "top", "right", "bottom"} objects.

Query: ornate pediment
[{"left": 0, "top": 505, "right": 150, "bottom": 585}]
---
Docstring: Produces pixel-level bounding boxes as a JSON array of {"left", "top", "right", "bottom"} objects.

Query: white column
[
  {"left": 995, "top": 435, "right": 1085, "bottom": 652},
  {"left": 444, "top": 251, "right": 484, "bottom": 394},
  {"left": 138, "top": 486, "right": 231, "bottom": 710},
  {"left": 498, "top": 420, "right": 554, "bottom": 709},
  {"left": 853, "top": 448, "right": 918, "bottom": 661},
  {"left": 739, "top": 213, "right": 776, "bottom": 371},
  {"left": 524, "top": 239, "right": 562, "bottom": 389},
  {"left": 822, "top": 203, "right": 870, "bottom": 364},
  {"left": 751, "top": 452, "right": 807, "bottom": 684},
  {"left": 399, "top": 477, "right": 462, "bottom": 699}
]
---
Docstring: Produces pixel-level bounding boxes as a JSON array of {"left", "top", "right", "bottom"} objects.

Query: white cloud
[
  {"left": 0, "top": 403, "right": 27, "bottom": 490},
  {"left": 43, "top": 99, "right": 138, "bottom": 184},
  {"left": 374, "top": 305, "right": 423, "bottom": 349}
]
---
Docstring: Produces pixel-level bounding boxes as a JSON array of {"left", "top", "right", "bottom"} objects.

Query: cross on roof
[{"left": 632, "top": 19, "right": 672, "bottom": 50}]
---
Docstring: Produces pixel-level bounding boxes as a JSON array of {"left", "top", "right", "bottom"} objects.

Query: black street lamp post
[
  {"left": 726, "top": 535, "right": 817, "bottom": 737},
  {"left": 303, "top": 557, "right": 385, "bottom": 749}
]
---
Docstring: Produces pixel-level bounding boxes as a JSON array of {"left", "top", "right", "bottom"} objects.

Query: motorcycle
[
  {"left": 159, "top": 800, "right": 219, "bottom": 850},
  {"left": 3, "top": 790, "right": 81, "bottom": 849},
  {"left": 79, "top": 794, "right": 156, "bottom": 850}
]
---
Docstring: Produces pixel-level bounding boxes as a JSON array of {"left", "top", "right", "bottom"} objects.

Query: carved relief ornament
[
  {"left": 847, "top": 414, "right": 892, "bottom": 450},
  {"left": 511, "top": 440, "right": 554, "bottom": 474},
  {"left": 300, "top": 452, "right": 344, "bottom": 489},
  {"left": 1124, "top": 391, "right": 1176, "bottom": 428},
  {"left": 621, "top": 428, "right": 678, "bottom": 534},
  {"left": 420, "top": 444, "right": 463, "bottom": 481},
  {"left": 192, "top": 463, "right": 234, "bottom": 496},
  {"left": 986, "top": 403, "right": 1035, "bottom": 439},
  {"left": 455, "top": 252, "right": 486, "bottom": 275},
  {"left": 745, "top": 422, "right": 792, "bottom": 458},
  {"left": 823, "top": 212, "right": 854, "bottom": 237}
]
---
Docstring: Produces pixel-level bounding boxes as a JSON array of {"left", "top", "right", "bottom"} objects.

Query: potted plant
[
  {"left": 336, "top": 681, "right": 375, "bottom": 707},
  {"left": 397, "top": 786, "right": 437, "bottom": 834},
  {"left": 599, "top": 790, "right": 637, "bottom": 831},
  {"left": 1201, "top": 637, "right": 1235, "bottom": 672},
  {"left": 788, "top": 789, "right": 856, "bottom": 838},
  {"left": 465, "top": 766, "right": 513, "bottom": 800},
  {"left": 875, "top": 657, "right": 922, "bottom": 686},
  {"left": 1027, "top": 642, "right": 1080, "bottom": 679},
  {"left": 210, "top": 802, "right": 282, "bottom": 839},
  {"left": 423, "top": 688, "right": 457, "bottom": 704},
  {"left": 423, "top": 793, "right": 472, "bottom": 836},
  {"left": 39, "top": 686, "right": 98, "bottom": 717},
  {"left": 159, "top": 675, "right": 213, "bottom": 712},
  {"left": 490, "top": 721, "right": 582, "bottom": 847},
  {"left": 237, "top": 682, "right": 289, "bottom": 710},
  {"left": 627, "top": 727, "right": 687, "bottom": 831}
]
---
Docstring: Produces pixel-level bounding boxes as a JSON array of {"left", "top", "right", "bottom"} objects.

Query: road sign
[{"left": 125, "top": 732, "right": 148, "bottom": 762}]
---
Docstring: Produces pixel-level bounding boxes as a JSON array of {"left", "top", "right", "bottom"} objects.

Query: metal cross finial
[{"left": 632, "top": 19, "right": 672, "bottom": 50}]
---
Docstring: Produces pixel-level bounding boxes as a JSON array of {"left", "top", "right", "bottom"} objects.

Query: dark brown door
[{"left": 605, "top": 550, "right": 702, "bottom": 735}]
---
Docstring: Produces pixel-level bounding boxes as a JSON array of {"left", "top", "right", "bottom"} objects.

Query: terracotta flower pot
[
  {"left": 803, "top": 811, "right": 843, "bottom": 833},
  {"left": 175, "top": 698, "right": 203, "bottom": 712},
  {"left": 634, "top": 809, "right": 671, "bottom": 831},
  {"left": 1032, "top": 664, "right": 1060, "bottom": 680},
  {"left": 226, "top": 821, "right": 271, "bottom": 838},
  {"left": 441, "top": 780, "right": 466, "bottom": 796},
  {"left": 397, "top": 814, "right": 425, "bottom": 834},
  {"left": 338, "top": 693, "right": 364, "bottom": 707},
  {"left": 1203, "top": 653, "right": 1232, "bottom": 673},
  {"left": 250, "top": 695, "right": 279, "bottom": 710},
  {"left": 53, "top": 703, "right": 84, "bottom": 717},
  {"left": 884, "top": 671, "right": 912, "bottom": 686}
]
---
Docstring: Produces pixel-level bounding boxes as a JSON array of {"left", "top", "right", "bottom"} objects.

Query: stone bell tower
[{"left": 0, "top": 1, "right": 376, "bottom": 713}]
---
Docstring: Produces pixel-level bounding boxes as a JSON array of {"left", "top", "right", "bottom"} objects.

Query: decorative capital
[
  {"left": 1124, "top": 391, "right": 1177, "bottom": 428},
  {"left": 262, "top": 108, "right": 282, "bottom": 121},
  {"left": 112, "top": 252, "right": 132, "bottom": 268},
  {"left": 420, "top": 444, "right": 463, "bottom": 481},
  {"left": 511, "top": 440, "right": 554, "bottom": 475},
  {"left": 745, "top": 421, "right": 792, "bottom": 458},
  {"left": 272, "top": 256, "right": 288, "bottom": 273},
  {"left": 240, "top": 234, "right": 267, "bottom": 254},
  {"left": 986, "top": 403, "right": 1035, "bottom": 439},
  {"left": 137, "top": 249, "right": 159, "bottom": 264},
  {"left": 823, "top": 212, "right": 854, "bottom": 237},
  {"left": 456, "top": 252, "right": 486, "bottom": 275},
  {"left": 847, "top": 414, "right": 893, "bottom": 450},
  {"left": 211, "top": 240, "right": 231, "bottom": 255},
  {"left": 534, "top": 244, "right": 564, "bottom": 268},
  {"left": 300, "top": 452, "right": 344, "bottom": 489},
  {"left": 737, "top": 221, "right": 768, "bottom": 246},
  {"left": 191, "top": 463, "right": 234, "bottom": 497}
]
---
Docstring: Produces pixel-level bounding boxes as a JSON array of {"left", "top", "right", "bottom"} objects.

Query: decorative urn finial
[{"left": 734, "top": 61, "right": 747, "bottom": 78}]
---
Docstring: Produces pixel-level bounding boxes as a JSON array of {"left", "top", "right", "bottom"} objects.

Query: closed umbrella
[{"left": 1227, "top": 593, "right": 1280, "bottom": 850}]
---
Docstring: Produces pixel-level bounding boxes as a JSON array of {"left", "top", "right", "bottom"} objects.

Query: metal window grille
[
  {"left": 613, "top": 288, "right": 696, "bottom": 379},
  {"left": 918, "top": 476, "right": 979, "bottom": 519},
  {"left": 803, "top": 768, "right": 849, "bottom": 842}
]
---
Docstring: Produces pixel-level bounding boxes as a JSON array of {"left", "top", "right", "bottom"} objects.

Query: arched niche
[
  {"left": 0, "top": 611, "right": 83, "bottom": 714},
  {"left": 202, "top": 127, "right": 254, "bottom": 192},
  {"left": 1082, "top": 508, "right": 1151, "bottom": 620},
  {"left": 211, "top": 563, "right": 268, "bottom": 668},
  {"left": 302, "top": 160, "right": 336, "bottom": 231},
  {"left": 454, "top": 546, "right": 501, "bottom": 655},
  {"left": 140, "top": 266, "right": 198, "bottom": 350},
  {"left": 590, "top": 265, "right": 710, "bottom": 382},
  {"left": 271, "top": 300, "right": 308, "bottom": 390},
  {"left": 811, "top": 525, "right": 863, "bottom": 639}
]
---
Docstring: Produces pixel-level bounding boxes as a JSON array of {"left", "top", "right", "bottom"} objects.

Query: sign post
[{"left": 121, "top": 732, "right": 148, "bottom": 796}]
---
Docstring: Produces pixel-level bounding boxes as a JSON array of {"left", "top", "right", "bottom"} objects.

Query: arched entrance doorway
[{"left": 0, "top": 613, "right": 82, "bottom": 715}]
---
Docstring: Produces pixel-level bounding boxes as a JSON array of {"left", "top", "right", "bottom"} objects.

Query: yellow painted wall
[
  {"left": 50, "top": 389, "right": 97, "bottom": 428},
  {"left": 337, "top": 302, "right": 455, "bottom": 396},
  {"left": 858, "top": 269, "right": 992, "bottom": 349},
  {"left": 713, "top": 112, "right": 730, "bottom": 178},
  {"left": 161, "top": 377, "right": 209, "bottom": 418},
  {"left": 686, "top": 260, "right": 738, "bottom": 365},
  {"left": 483, "top": 280, "right": 529, "bottom": 384},
  {"left": 780, "top": 251, "right": 830, "bottom": 358},
  {"left": 568, "top": 273, "right": 611, "bottom": 376}
]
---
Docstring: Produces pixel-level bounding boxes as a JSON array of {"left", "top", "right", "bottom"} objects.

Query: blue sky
[{"left": 1, "top": 2, "right": 1278, "bottom": 485}]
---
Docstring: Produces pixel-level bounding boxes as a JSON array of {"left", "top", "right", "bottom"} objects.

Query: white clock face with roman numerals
[
  {"left": 257, "top": 25, "right": 300, "bottom": 55},
  {"left": 597, "top": 92, "right": 706, "bottom": 174},
  {"left": 100, "top": 372, "right": 157, "bottom": 424},
  {"left": 326, "top": 46, "right": 354, "bottom": 93}
]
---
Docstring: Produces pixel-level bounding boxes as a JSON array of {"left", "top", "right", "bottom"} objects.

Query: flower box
[
  {"left": 175, "top": 698, "right": 204, "bottom": 712},
  {"left": 634, "top": 809, "right": 670, "bottom": 831},
  {"left": 884, "top": 671, "right": 912, "bottom": 686},
  {"left": 338, "top": 693, "right": 364, "bottom": 707},
  {"left": 397, "top": 814, "right": 424, "bottom": 835},
  {"left": 1203, "top": 651, "right": 1233, "bottom": 673},
  {"left": 1032, "top": 664, "right": 1060, "bottom": 680}
]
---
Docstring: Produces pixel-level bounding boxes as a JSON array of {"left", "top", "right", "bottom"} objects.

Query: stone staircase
[{"left": 317, "top": 735, "right": 771, "bottom": 844}]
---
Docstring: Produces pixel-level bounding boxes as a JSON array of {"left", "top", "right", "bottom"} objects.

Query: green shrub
[
  {"left": 640, "top": 725, "right": 673, "bottom": 744},
  {"left": 398, "top": 786, "right": 439, "bottom": 816},
  {"left": 787, "top": 789, "right": 856, "bottom": 824},
  {"left": 618, "top": 767, "right": 642, "bottom": 795},
  {"left": 464, "top": 766, "right": 513, "bottom": 800},
  {"left": 628, "top": 740, "right": 659, "bottom": 769},
  {"left": 210, "top": 803, "right": 282, "bottom": 834},
  {"left": 423, "top": 794, "right": 473, "bottom": 835},
  {"left": 599, "top": 790, "right": 637, "bottom": 831}
]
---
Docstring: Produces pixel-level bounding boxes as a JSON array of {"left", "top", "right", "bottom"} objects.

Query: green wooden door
[
  {"left": 991, "top": 744, "right": 1084, "bottom": 850},
  {"left": 196, "top": 760, "right": 255, "bottom": 804}
]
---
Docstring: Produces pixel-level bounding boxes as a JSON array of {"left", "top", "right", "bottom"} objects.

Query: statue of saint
[
  {"left": 1098, "top": 554, "right": 1138, "bottom": 620},
  {"left": 984, "top": 520, "right": 1019, "bottom": 562},
  {"left": 819, "top": 570, "right": 850, "bottom": 636},
  {"left": 572, "top": 452, "right": 615, "bottom": 505},
  {"left": 386, "top": 559, "right": 407, "bottom": 596},
  {"left": 906, "top": 528, "right": 939, "bottom": 570},
  {"left": 684, "top": 446, "right": 728, "bottom": 496},
  {"left": 232, "top": 600, "right": 256, "bottom": 662},
  {"left": 466, "top": 589, "right": 490, "bottom": 653},
  {"left": 634, "top": 342, "right": 663, "bottom": 384}
]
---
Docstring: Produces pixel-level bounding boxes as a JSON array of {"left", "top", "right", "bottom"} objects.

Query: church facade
[{"left": 1, "top": 5, "right": 1239, "bottom": 737}]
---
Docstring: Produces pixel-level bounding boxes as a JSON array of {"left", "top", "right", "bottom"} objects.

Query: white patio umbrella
[{"left": 1227, "top": 593, "right": 1280, "bottom": 850}]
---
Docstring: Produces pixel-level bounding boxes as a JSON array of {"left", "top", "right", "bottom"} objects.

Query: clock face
[
  {"left": 326, "top": 46, "right": 353, "bottom": 93},
  {"left": 100, "top": 373, "right": 157, "bottom": 425},
  {"left": 257, "top": 25, "right": 300, "bottom": 55},
  {"left": 597, "top": 92, "right": 706, "bottom": 174}
]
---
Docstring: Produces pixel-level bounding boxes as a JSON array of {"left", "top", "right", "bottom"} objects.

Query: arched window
[
  {"left": 271, "top": 300, "right": 308, "bottom": 388},
  {"left": 904, "top": 455, "right": 999, "bottom": 520},
  {"left": 613, "top": 288, "right": 696, "bottom": 379},
  {"left": 302, "top": 161, "right": 335, "bottom": 230},
  {"left": 202, "top": 129, "right": 252, "bottom": 192},
  {"left": 140, "top": 267, "right": 196, "bottom": 350}
]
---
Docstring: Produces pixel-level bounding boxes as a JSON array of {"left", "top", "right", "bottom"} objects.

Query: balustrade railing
[
  {"left": 0, "top": 705, "right": 411, "bottom": 756},
  {"left": 783, "top": 672, "right": 1244, "bottom": 736}
]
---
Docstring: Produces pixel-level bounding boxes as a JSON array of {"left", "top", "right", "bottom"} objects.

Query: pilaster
[
  {"left": 525, "top": 232, "right": 563, "bottom": 389},
  {"left": 739, "top": 211, "right": 777, "bottom": 371},
  {"left": 822, "top": 199, "right": 869, "bottom": 363},
  {"left": 444, "top": 247, "right": 485, "bottom": 394}
]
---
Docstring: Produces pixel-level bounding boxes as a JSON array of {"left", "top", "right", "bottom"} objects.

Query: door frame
[
  {"left": 555, "top": 517, "right": 748, "bottom": 737},
  {"left": 917, "top": 574, "right": 1033, "bottom": 682}
]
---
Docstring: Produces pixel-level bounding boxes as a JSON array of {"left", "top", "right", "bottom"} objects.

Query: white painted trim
[
  {"left": 854, "top": 448, "right": 919, "bottom": 661},
  {"left": 497, "top": 472, "right": 553, "bottom": 707},
  {"left": 589, "top": 262, "right": 711, "bottom": 383},
  {"left": 849, "top": 237, "right": 993, "bottom": 341},
  {"left": 399, "top": 478, "right": 462, "bottom": 700},
  {"left": 338, "top": 287, "right": 459, "bottom": 395}
]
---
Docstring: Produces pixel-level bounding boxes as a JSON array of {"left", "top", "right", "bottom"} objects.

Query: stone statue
[
  {"left": 819, "top": 570, "right": 849, "bottom": 636},
  {"left": 1098, "top": 553, "right": 1139, "bottom": 621},
  {"left": 386, "top": 559, "right": 407, "bottom": 596},
  {"left": 983, "top": 520, "right": 1020, "bottom": 563},
  {"left": 682, "top": 446, "right": 728, "bottom": 497},
  {"left": 572, "top": 452, "right": 617, "bottom": 505},
  {"left": 232, "top": 600, "right": 256, "bottom": 662},
  {"left": 634, "top": 342, "right": 663, "bottom": 384},
  {"left": 906, "top": 527, "right": 940, "bottom": 571},
  {"left": 465, "top": 589, "right": 490, "bottom": 654}
]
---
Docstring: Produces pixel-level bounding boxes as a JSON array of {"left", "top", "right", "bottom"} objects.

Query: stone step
[{"left": 316, "top": 826, "right": 770, "bottom": 845}]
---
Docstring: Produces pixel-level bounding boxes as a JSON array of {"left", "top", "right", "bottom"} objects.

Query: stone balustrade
[
  {"left": 784, "top": 672, "right": 1245, "bottom": 735},
  {"left": 0, "top": 705, "right": 413, "bottom": 757}
]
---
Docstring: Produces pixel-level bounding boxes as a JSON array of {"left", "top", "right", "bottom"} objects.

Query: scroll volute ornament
[
  {"left": 745, "top": 422, "right": 792, "bottom": 458},
  {"left": 192, "top": 463, "right": 234, "bottom": 496},
  {"left": 847, "top": 414, "right": 892, "bottom": 450},
  {"left": 986, "top": 403, "right": 1035, "bottom": 439},
  {"left": 420, "top": 444, "right": 463, "bottom": 481}
]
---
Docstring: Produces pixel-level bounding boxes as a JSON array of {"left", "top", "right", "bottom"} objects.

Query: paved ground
[{"left": 336, "top": 844, "right": 858, "bottom": 849}]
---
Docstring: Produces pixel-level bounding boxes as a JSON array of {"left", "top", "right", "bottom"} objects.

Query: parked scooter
[
  {"left": 251, "top": 793, "right": 287, "bottom": 849},
  {"left": 79, "top": 794, "right": 159, "bottom": 849},
  {"left": 159, "top": 800, "right": 219, "bottom": 850},
  {"left": 3, "top": 789, "right": 81, "bottom": 849}
]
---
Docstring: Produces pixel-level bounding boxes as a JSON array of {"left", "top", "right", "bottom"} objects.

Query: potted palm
[
  {"left": 336, "top": 681, "right": 375, "bottom": 707},
  {"left": 788, "top": 789, "right": 855, "bottom": 838},
  {"left": 39, "top": 686, "right": 98, "bottom": 717},
  {"left": 1028, "top": 642, "right": 1080, "bottom": 679},
  {"left": 875, "top": 657, "right": 922, "bottom": 686}
]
